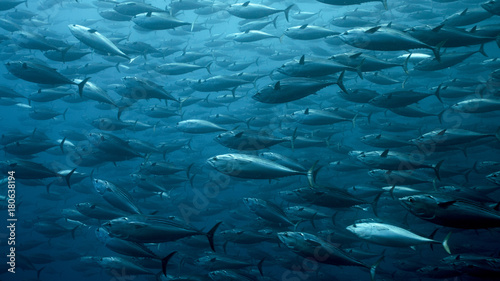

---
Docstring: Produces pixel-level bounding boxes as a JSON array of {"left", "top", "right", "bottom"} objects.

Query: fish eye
[{"left": 408, "top": 197, "right": 415, "bottom": 203}]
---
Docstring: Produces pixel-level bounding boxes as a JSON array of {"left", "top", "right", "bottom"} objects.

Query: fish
[
  {"left": 317, "top": 0, "right": 388, "bottom": 10},
  {"left": 278, "top": 232, "right": 382, "bottom": 280},
  {"left": 132, "top": 12, "right": 191, "bottom": 30},
  {"left": 177, "top": 119, "right": 228, "bottom": 134},
  {"left": 227, "top": 2, "right": 294, "bottom": 22},
  {"left": 346, "top": 220, "right": 451, "bottom": 253},
  {"left": 102, "top": 215, "right": 221, "bottom": 251},
  {"left": 68, "top": 24, "right": 131, "bottom": 61},
  {"left": 207, "top": 153, "right": 316, "bottom": 181},
  {"left": 252, "top": 74, "right": 346, "bottom": 103},
  {"left": 5, "top": 61, "right": 90, "bottom": 96},
  {"left": 339, "top": 26, "right": 444, "bottom": 61},
  {"left": 277, "top": 55, "right": 358, "bottom": 78},
  {"left": 92, "top": 177, "right": 142, "bottom": 214},
  {"left": 399, "top": 194, "right": 500, "bottom": 228},
  {"left": 243, "top": 197, "right": 294, "bottom": 226},
  {"left": 215, "top": 130, "right": 286, "bottom": 150},
  {"left": 284, "top": 24, "right": 339, "bottom": 40}
]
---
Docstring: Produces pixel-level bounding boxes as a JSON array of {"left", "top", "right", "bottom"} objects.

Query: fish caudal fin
[
  {"left": 257, "top": 258, "right": 265, "bottom": 276},
  {"left": 162, "top": 251, "right": 177, "bottom": 277},
  {"left": 336, "top": 71, "right": 347, "bottom": 94},
  {"left": 64, "top": 168, "right": 76, "bottom": 189},
  {"left": 206, "top": 221, "right": 222, "bottom": 252},
  {"left": 432, "top": 41, "right": 446, "bottom": 62},
  {"left": 370, "top": 256, "right": 384, "bottom": 281},
  {"left": 77, "top": 77, "right": 91, "bottom": 97},
  {"left": 307, "top": 161, "right": 321, "bottom": 187},
  {"left": 283, "top": 4, "right": 294, "bottom": 22},
  {"left": 442, "top": 232, "right": 452, "bottom": 254}
]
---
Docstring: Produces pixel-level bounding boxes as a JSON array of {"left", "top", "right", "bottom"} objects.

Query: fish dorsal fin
[
  {"left": 299, "top": 55, "right": 305, "bottom": 65},
  {"left": 300, "top": 24, "right": 308, "bottom": 29},
  {"left": 437, "top": 129, "right": 447, "bottom": 136},
  {"left": 365, "top": 26, "right": 381, "bottom": 34},
  {"left": 234, "top": 131, "right": 244, "bottom": 138},
  {"left": 376, "top": 134, "right": 381, "bottom": 139},
  {"left": 22, "top": 63, "right": 27, "bottom": 69},
  {"left": 88, "top": 29, "right": 97, "bottom": 33},
  {"left": 210, "top": 257, "right": 216, "bottom": 262},
  {"left": 460, "top": 8, "right": 468, "bottom": 16},
  {"left": 438, "top": 200, "right": 456, "bottom": 208},
  {"left": 432, "top": 24, "right": 444, "bottom": 32},
  {"left": 146, "top": 11, "right": 152, "bottom": 17},
  {"left": 386, "top": 22, "right": 392, "bottom": 28},
  {"left": 304, "top": 108, "right": 309, "bottom": 115},
  {"left": 274, "top": 81, "right": 280, "bottom": 90},
  {"left": 305, "top": 238, "right": 321, "bottom": 247},
  {"left": 493, "top": 202, "right": 500, "bottom": 211},
  {"left": 242, "top": 1, "right": 250, "bottom": 6},
  {"left": 469, "top": 26, "right": 477, "bottom": 33},
  {"left": 380, "top": 149, "right": 389, "bottom": 158},
  {"left": 244, "top": 30, "right": 249, "bottom": 34},
  {"left": 349, "top": 52, "right": 363, "bottom": 59}
]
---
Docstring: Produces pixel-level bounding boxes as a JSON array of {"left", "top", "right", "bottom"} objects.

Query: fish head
[
  {"left": 193, "top": 255, "right": 213, "bottom": 266},
  {"left": 94, "top": 227, "right": 111, "bottom": 244},
  {"left": 399, "top": 195, "right": 437, "bottom": 219},
  {"left": 93, "top": 178, "right": 111, "bottom": 195},
  {"left": 242, "top": 197, "right": 260, "bottom": 212},
  {"left": 80, "top": 256, "right": 103, "bottom": 265},
  {"left": 87, "top": 132, "right": 105, "bottom": 146},
  {"left": 75, "top": 202, "right": 93, "bottom": 212},
  {"left": 277, "top": 231, "right": 314, "bottom": 251},
  {"left": 101, "top": 217, "right": 132, "bottom": 239},
  {"left": 208, "top": 270, "right": 229, "bottom": 281},
  {"left": 252, "top": 92, "right": 263, "bottom": 102},
  {"left": 214, "top": 131, "right": 230, "bottom": 145},
  {"left": 486, "top": 171, "right": 500, "bottom": 185},
  {"left": 346, "top": 223, "right": 371, "bottom": 240},
  {"left": 206, "top": 154, "right": 234, "bottom": 172}
]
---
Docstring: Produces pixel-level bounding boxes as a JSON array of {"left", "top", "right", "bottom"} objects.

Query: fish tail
[
  {"left": 371, "top": 192, "right": 383, "bottom": 217},
  {"left": 283, "top": 4, "right": 294, "bottom": 22},
  {"left": 442, "top": 232, "right": 452, "bottom": 254},
  {"left": 310, "top": 212, "right": 317, "bottom": 229},
  {"left": 336, "top": 71, "right": 347, "bottom": 94},
  {"left": 433, "top": 160, "right": 444, "bottom": 181},
  {"left": 434, "top": 84, "right": 443, "bottom": 103},
  {"left": 60, "top": 136, "right": 67, "bottom": 154},
  {"left": 381, "top": 0, "right": 388, "bottom": 10},
  {"left": 257, "top": 258, "right": 265, "bottom": 276},
  {"left": 272, "top": 15, "right": 279, "bottom": 29},
  {"left": 355, "top": 59, "right": 364, "bottom": 79},
  {"left": 62, "top": 108, "right": 68, "bottom": 120},
  {"left": 370, "top": 257, "right": 384, "bottom": 281},
  {"left": 478, "top": 43, "right": 487, "bottom": 57},
  {"left": 206, "top": 221, "right": 222, "bottom": 252},
  {"left": 161, "top": 251, "right": 177, "bottom": 277},
  {"left": 307, "top": 161, "right": 321, "bottom": 187},
  {"left": 493, "top": 126, "right": 500, "bottom": 143},
  {"left": 64, "top": 168, "right": 76, "bottom": 189},
  {"left": 205, "top": 62, "right": 212, "bottom": 74},
  {"left": 432, "top": 40, "right": 446, "bottom": 62},
  {"left": 402, "top": 53, "right": 410, "bottom": 74},
  {"left": 77, "top": 77, "right": 91, "bottom": 97},
  {"left": 37, "top": 266, "right": 45, "bottom": 280}
]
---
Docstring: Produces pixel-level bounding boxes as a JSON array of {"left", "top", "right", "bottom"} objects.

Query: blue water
[{"left": 1, "top": 0, "right": 500, "bottom": 280}]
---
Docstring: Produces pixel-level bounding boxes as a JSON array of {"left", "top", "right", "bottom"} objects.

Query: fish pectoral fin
[
  {"left": 437, "top": 200, "right": 456, "bottom": 208},
  {"left": 131, "top": 222, "right": 149, "bottom": 229}
]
